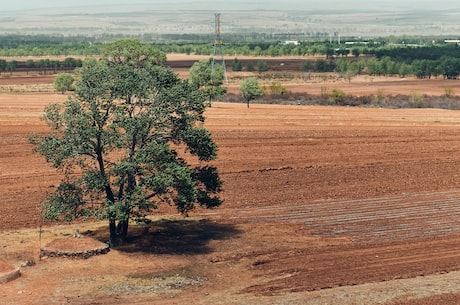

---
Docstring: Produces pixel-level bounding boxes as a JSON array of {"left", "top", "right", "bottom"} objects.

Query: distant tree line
[
  {"left": 1, "top": 34, "right": 459, "bottom": 59},
  {"left": 0, "top": 57, "right": 82, "bottom": 75},
  {"left": 2, "top": 34, "right": 460, "bottom": 79}
]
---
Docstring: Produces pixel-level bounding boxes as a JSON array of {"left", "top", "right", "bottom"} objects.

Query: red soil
[{"left": 0, "top": 73, "right": 460, "bottom": 304}]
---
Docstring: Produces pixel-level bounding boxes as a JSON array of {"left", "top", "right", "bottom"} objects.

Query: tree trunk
[
  {"left": 117, "top": 220, "right": 129, "bottom": 241},
  {"left": 109, "top": 219, "right": 117, "bottom": 244},
  {"left": 109, "top": 219, "right": 128, "bottom": 246}
]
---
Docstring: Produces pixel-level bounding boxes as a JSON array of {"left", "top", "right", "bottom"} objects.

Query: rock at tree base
[{"left": 40, "top": 236, "right": 110, "bottom": 259}]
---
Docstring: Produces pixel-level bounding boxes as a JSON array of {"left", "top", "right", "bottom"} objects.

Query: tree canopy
[
  {"left": 239, "top": 77, "right": 263, "bottom": 108},
  {"left": 30, "top": 39, "right": 222, "bottom": 245},
  {"left": 53, "top": 73, "right": 75, "bottom": 94},
  {"left": 189, "top": 59, "right": 227, "bottom": 104}
]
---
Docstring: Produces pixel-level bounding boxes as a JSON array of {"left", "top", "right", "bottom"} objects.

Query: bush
[
  {"left": 257, "top": 60, "right": 269, "bottom": 72},
  {"left": 231, "top": 58, "right": 242, "bottom": 72},
  {"left": 300, "top": 60, "right": 312, "bottom": 71},
  {"left": 269, "top": 82, "right": 287, "bottom": 95},
  {"left": 53, "top": 73, "right": 75, "bottom": 94},
  {"left": 328, "top": 88, "right": 346, "bottom": 105}
]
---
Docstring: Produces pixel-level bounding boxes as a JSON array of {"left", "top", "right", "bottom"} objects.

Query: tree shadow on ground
[{"left": 92, "top": 219, "right": 241, "bottom": 255}]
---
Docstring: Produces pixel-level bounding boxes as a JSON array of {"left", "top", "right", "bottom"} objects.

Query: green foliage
[
  {"left": 398, "top": 63, "right": 411, "bottom": 78},
  {"left": 335, "top": 58, "right": 350, "bottom": 74},
  {"left": 231, "top": 58, "right": 242, "bottom": 72},
  {"left": 53, "top": 73, "right": 75, "bottom": 94},
  {"left": 30, "top": 39, "right": 222, "bottom": 245},
  {"left": 189, "top": 59, "right": 227, "bottom": 104},
  {"left": 42, "top": 181, "right": 86, "bottom": 221},
  {"left": 269, "top": 82, "right": 287, "bottom": 95},
  {"left": 256, "top": 60, "right": 269, "bottom": 72},
  {"left": 439, "top": 56, "right": 460, "bottom": 79},
  {"left": 5, "top": 60, "right": 17, "bottom": 75},
  {"left": 328, "top": 88, "right": 346, "bottom": 105},
  {"left": 314, "top": 59, "right": 330, "bottom": 72},
  {"left": 6, "top": 35, "right": 460, "bottom": 82},
  {"left": 239, "top": 77, "right": 263, "bottom": 107},
  {"left": 351, "top": 48, "right": 361, "bottom": 57},
  {"left": 300, "top": 60, "right": 312, "bottom": 71},
  {"left": 102, "top": 38, "right": 166, "bottom": 67},
  {"left": 411, "top": 59, "right": 436, "bottom": 79}
]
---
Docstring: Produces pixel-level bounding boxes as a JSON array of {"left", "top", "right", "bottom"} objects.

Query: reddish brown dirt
[
  {"left": 1, "top": 75, "right": 460, "bottom": 304},
  {"left": 0, "top": 260, "right": 13, "bottom": 273},
  {"left": 0, "top": 74, "right": 55, "bottom": 86}
]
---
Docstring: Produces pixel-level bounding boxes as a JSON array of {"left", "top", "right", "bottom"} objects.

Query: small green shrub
[
  {"left": 328, "top": 88, "right": 346, "bottom": 105},
  {"left": 269, "top": 82, "right": 287, "bottom": 95}
]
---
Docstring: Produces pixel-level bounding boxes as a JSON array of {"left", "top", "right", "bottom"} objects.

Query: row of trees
[
  {"left": 228, "top": 55, "right": 460, "bottom": 79},
  {"left": 2, "top": 33, "right": 460, "bottom": 61},
  {"left": 0, "top": 57, "right": 83, "bottom": 75},
  {"left": 10, "top": 54, "right": 460, "bottom": 80},
  {"left": 332, "top": 56, "right": 460, "bottom": 79},
  {"left": 231, "top": 58, "right": 268, "bottom": 73}
]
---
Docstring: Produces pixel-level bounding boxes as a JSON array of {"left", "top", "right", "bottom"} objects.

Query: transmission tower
[{"left": 212, "top": 13, "right": 227, "bottom": 83}]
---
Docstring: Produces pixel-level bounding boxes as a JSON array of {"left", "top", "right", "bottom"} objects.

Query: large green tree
[
  {"left": 189, "top": 59, "right": 227, "bottom": 105},
  {"left": 30, "top": 39, "right": 222, "bottom": 245}
]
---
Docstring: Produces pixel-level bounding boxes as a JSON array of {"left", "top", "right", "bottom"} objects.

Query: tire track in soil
[{"left": 200, "top": 190, "right": 460, "bottom": 295}]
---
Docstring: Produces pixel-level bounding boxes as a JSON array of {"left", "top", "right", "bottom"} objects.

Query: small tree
[
  {"left": 351, "top": 48, "right": 361, "bottom": 58},
  {"left": 231, "top": 58, "right": 242, "bottom": 72},
  {"left": 256, "top": 60, "right": 269, "bottom": 73},
  {"left": 240, "top": 77, "right": 263, "bottom": 108},
  {"left": 53, "top": 73, "right": 75, "bottom": 94},
  {"left": 30, "top": 39, "right": 222, "bottom": 245},
  {"left": 189, "top": 59, "right": 227, "bottom": 104},
  {"left": 314, "top": 59, "right": 328, "bottom": 72},
  {"left": 6, "top": 60, "right": 17, "bottom": 76},
  {"left": 300, "top": 60, "right": 312, "bottom": 71}
]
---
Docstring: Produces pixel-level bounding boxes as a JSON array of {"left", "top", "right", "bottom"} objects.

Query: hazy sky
[
  {"left": 1, "top": 0, "right": 150, "bottom": 11},
  {"left": 2, "top": 0, "right": 460, "bottom": 12}
]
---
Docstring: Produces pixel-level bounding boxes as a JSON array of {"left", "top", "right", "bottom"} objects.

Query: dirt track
[{"left": 1, "top": 80, "right": 460, "bottom": 303}]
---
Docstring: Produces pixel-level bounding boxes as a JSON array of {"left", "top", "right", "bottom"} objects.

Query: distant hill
[{"left": 1, "top": 1, "right": 460, "bottom": 38}]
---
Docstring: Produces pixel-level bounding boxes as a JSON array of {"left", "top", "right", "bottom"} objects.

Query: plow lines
[{"left": 205, "top": 190, "right": 460, "bottom": 242}]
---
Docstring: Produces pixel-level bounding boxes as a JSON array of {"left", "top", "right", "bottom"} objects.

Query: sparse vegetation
[
  {"left": 445, "top": 87, "right": 455, "bottom": 97},
  {"left": 269, "top": 82, "right": 287, "bottom": 96},
  {"left": 328, "top": 88, "right": 346, "bottom": 105}
]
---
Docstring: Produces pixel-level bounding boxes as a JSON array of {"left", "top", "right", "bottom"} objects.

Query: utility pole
[{"left": 211, "top": 13, "right": 227, "bottom": 83}]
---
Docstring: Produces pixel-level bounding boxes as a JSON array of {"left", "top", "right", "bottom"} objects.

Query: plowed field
[{"left": 1, "top": 76, "right": 460, "bottom": 304}]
